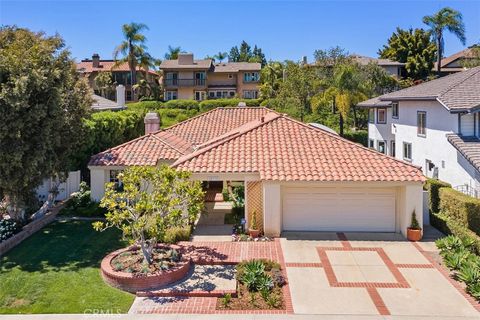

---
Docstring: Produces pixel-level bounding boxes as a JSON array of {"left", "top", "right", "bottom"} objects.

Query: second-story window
[
  {"left": 392, "top": 102, "right": 399, "bottom": 119},
  {"left": 377, "top": 108, "right": 387, "bottom": 124},
  {"left": 369, "top": 108, "right": 375, "bottom": 123},
  {"left": 243, "top": 72, "right": 259, "bottom": 82},
  {"left": 417, "top": 111, "right": 427, "bottom": 137},
  {"left": 403, "top": 142, "right": 412, "bottom": 161}
]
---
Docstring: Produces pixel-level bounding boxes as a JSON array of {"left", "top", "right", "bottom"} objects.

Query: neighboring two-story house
[
  {"left": 76, "top": 54, "right": 159, "bottom": 102},
  {"left": 159, "top": 53, "right": 261, "bottom": 101},
  {"left": 358, "top": 66, "right": 480, "bottom": 197},
  {"left": 434, "top": 45, "right": 480, "bottom": 76},
  {"left": 351, "top": 55, "right": 406, "bottom": 78}
]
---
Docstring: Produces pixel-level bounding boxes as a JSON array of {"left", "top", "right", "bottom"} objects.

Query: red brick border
[
  {"left": 366, "top": 287, "right": 390, "bottom": 315},
  {"left": 137, "top": 289, "right": 237, "bottom": 298},
  {"left": 395, "top": 263, "right": 434, "bottom": 269},
  {"left": 285, "top": 262, "right": 323, "bottom": 268},
  {"left": 316, "top": 246, "right": 410, "bottom": 289},
  {"left": 101, "top": 246, "right": 191, "bottom": 293},
  {"left": 275, "top": 238, "right": 294, "bottom": 314},
  {"left": 412, "top": 242, "right": 480, "bottom": 312}
]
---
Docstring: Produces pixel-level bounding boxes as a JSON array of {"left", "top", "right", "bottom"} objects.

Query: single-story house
[{"left": 89, "top": 107, "right": 425, "bottom": 237}]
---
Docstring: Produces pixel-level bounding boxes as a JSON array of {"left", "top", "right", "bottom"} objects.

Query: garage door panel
[{"left": 282, "top": 187, "right": 396, "bottom": 232}]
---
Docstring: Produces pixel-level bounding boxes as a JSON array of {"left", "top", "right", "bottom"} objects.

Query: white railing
[{"left": 454, "top": 184, "right": 479, "bottom": 199}]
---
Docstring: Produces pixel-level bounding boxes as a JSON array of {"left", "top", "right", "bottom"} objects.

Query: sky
[{"left": 1, "top": 0, "right": 479, "bottom": 63}]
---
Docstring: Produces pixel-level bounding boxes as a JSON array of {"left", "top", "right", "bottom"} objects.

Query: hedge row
[
  {"left": 424, "top": 178, "right": 451, "bottom": 213},
  {"left": 430, "top": 212, "right": 480, "bottom": 255},
  {"left": 343, "top": 130, "right": 368, "bottom": 147},
  {"left": 439, "top": 188, "right": 480, "bottom": 236},
  {"left": 127, "top": 98, "right": 263, "bottom": 113}
]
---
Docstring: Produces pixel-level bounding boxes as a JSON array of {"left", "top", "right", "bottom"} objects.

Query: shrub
[
  {"left": 440, "top": 188, "right": 480, "bottom": 236},
  {"left": 431, "top": 212, "right": 480, "bottom": 255},
  {"left": 199, "top": 98, "right": 262, "bottom": 112},
  {"left": 163, "top": 226, "right": 192, "bottom": 244},
  {"left": 164, "top": 99, "right": 199, "bottom": 110},
  {"left": 0, "top": 219, "right": 19, "bottom": 242},
  {"left": 410, "top": 210, "right": 421, "bottom": 229},
  {"left": 127, "top": 100, "right": 164, "bottom": 111},
  {"left": 343, "top": 130, "right": 368, "bottom": 147},
  {"left": 156, "top": 108, "right": 199, "bottom": 128},
  {"left": 424, "top": 178, "right": 451, "bottom": 213}
]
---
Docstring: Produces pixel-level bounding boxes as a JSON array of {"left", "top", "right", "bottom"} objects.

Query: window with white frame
[
  {"left": 377, "top": 140, "right": 386, "bottom": 154},
  {"left": 390, "top": 140, "right": 396, "bottom": 157},
  {"left": 392, "top": 102, "right": 399, "bottom": 119},
  {"left": 369, "top": 139, "right": 375, "bottom": 149},
  {"left": 243, "top": 90, "right": 258, "bottom": 99},
  {"left": 165, "top": 91, "right": 177, "bottom": 101},
  {"left": 403, "top": 142, "right": 412, "bottom": 161},
  {"left": 417, "top": 111, "right": 426, "bottom": 136},
  {"left": 194, "top": 91, "right": 206, "bottom": 101},
  {"left": 377, "top": 108, "right": 387, "bottom": 124},
  {"left": 369, "top": 108, "right": 375, "bottom": 123}
]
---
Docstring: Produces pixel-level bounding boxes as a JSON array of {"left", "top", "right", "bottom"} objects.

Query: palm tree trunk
[
  {"left": 436, "top": 35, "right": 442, "bottom": 76},
  {"left": 339, "top": 113, "right": 344, "bottom": 137}
]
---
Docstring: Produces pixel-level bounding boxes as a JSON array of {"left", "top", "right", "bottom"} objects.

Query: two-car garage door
[{"left": 282, "top": 187, "right": 396, "bottom": 232}]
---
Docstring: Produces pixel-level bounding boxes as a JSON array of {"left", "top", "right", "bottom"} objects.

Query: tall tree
[
  {"left": 379, "top": 28, "right": 437, "bottom": 80},
  {"left": 228, "top": 41, "right": 267, "bottom": 66},
  {"left": 94, "top": 72, "right": 114, "bottom": 98},
  {"left": 164, "top": 45, "right": 182, "bottom": 60},
  {"left": 0, "top": 26, "right": 91, "bottom": 221},
  {"left": 113, "top": 22, "right": 150, "bottom": 101},
  {"left": 277, "top": 61, "right": 318, "bottom": 121},
  {"left": 317, "top": 63, "right": 367, "bottom": 136},
  {"left": 259, "top": 61, "right": 284, "bottom": 99},
  {"left": 423, "top": 7, "right": 466, "bottom": 75},
  {"left": 214, "top": 51, "right": 228, "bottom": 63}
]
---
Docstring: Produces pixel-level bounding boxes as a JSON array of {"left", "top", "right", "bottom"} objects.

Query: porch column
[{"left": 263, "top": 182, "right": 281, "bottom": 237}]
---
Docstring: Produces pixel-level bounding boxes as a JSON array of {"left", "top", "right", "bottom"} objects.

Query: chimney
[
  {"left": 116, "top": 85, "right": 125, "bottom": 108},
  {"left": 302, "top": 56, "right": 308, "bottom": 65},
  {"left": 144, "top": 112, "right": 160, "bottom": 134},
  {"left": 92, "top": 53, "right": 100, "bottom": 68},
  {"left": 178, "top": 53, "right": 194, "bottom": 65}
]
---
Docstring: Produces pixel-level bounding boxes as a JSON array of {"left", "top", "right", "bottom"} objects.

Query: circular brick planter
[{"left": 100, "top": 245, "right": 191, "bottom": 293}]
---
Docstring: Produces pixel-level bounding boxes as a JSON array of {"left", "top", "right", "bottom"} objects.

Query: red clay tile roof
[
  {"left": 89, "top": 131, "right": 192, "bottom": 166},
  {"left": 89, "top": 107, "right": 271, "bottom": 166},
  {"left": 173, "top": 113, "right": 425, "bottom": 183},
  {"left": 76, "top": 60, "right": 158, "bottom": 76}
]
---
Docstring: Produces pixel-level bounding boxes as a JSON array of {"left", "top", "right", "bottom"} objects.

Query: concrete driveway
[{"left": 280, "top": 229, "right": 479, "bottom": 318}]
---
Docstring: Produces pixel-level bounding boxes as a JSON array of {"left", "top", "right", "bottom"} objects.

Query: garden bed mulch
[{"left": 111, "top": 247, "right": 181, "bottom": 274}]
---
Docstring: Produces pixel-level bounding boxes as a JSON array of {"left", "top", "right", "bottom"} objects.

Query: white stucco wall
[
  {"left": 90, "top": 167, "right": 109, "bottom": 201},
  {"left": 263, "top": 182, "right": 282, "bottom": 236},
  {"left": 368, "top": 100, "right": 479, "bottom": 188}
]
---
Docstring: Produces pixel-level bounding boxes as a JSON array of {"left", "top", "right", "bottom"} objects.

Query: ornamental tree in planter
[
  {"left": 93, "top": 165, "right": 204, "bottom": 265},
  {"left": 407, "top": 210, "right": 422, "bottom": 241},
  {"left": 249, "top": 210, "right": 260, "bottom": 238}
]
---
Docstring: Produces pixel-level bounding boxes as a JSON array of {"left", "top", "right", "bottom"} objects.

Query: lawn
[{"left": 0, "top": 220, "right": 134, "bottom": 314}]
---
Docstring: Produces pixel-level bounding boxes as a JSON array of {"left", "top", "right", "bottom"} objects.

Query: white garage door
[{"left": 282, "top": 187, "right": 396, "bottom": 232}]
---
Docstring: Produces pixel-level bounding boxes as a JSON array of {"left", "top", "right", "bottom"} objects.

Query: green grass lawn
[{"left": 0, "top": 220, "right": 134, "bottom": 314}]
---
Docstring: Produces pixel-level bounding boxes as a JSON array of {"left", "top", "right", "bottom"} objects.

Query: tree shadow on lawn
[{"left": 0, "top": 220, "right": 127, "bottom": 273}]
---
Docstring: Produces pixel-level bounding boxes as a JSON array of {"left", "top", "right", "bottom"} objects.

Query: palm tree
[
  {"left": 214, "top": 51, "right": 228, "bottom": 63},
  {"left": 164, "top": 46, "right": 182, "bottom": 60},
  {"left": 113, "top": 22, "right": 149, "bottom": 101},
  {"left": 423, "top": 7, "right": 466, "bottom": 75}
]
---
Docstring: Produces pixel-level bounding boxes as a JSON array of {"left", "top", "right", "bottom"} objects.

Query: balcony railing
[{"left": 165, "top": 79, "right": 206, "bottom": 87}]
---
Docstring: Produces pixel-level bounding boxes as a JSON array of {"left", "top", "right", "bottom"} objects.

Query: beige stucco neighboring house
[
  {"left": 88, "top": 107, "right": 425, "bottom": 238},
  {"left": 434, "top": 45, "right": 480, "bottom": 76},
  {"left": 160, "top": 53, "right": 261, "bottom": 101},
  {"left": 76, "top": 54, "right": 159, "bottom": 102}
]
